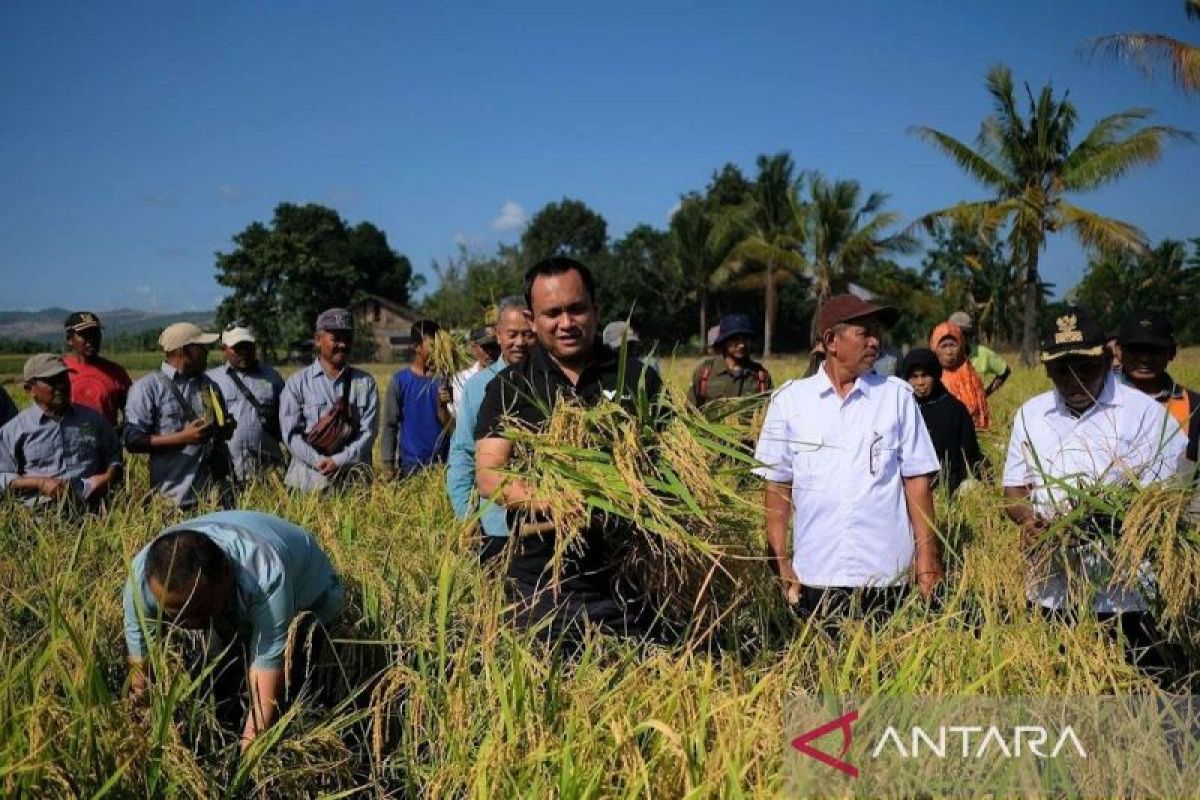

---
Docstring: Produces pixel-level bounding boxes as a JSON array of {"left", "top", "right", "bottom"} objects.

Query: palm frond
[
  {"left": 906, "top": 200, "right": 1014, "bottom": 244},
  {"left": 1063, "top": 124, "right": 1194, "bottom": 191},
  {"left": 1090, "top": 33, "right": 1200, "bottom": 94},
  {"left": 1056, "top": 200, "right": 1149, "bottom": 256},
  {"left": 909, "top": 126, "right": 1012, "bottom": 189}
]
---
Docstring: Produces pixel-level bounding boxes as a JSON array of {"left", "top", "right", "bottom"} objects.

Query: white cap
[
  {"left": 221, "top": 326, "right": 256, "bottom": 347},
  {"left": 159, "top": 322, "right": 219, "bottom": 352}
]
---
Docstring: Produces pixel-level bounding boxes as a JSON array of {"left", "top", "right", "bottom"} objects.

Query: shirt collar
[
  {"left": 160, "top": 362, "right": 186, "bottom": 381},
  {"left": 815, "top": 363, "right": 874, "bottom": 400},
  {"left": 1049, "top": 373, "right": 1119, "bottom": 419},
  {"left": 308, "top": 359, "right": 347, "bottom": 382}
]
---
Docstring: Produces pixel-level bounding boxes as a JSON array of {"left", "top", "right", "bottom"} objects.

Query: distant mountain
[{"left": 0, "top": 308, "right": 216, "bottom": 343}]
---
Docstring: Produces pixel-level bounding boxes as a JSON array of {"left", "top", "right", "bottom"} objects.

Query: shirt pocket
[
  {"left": 867, "top": 429, "right": 902, "bottom": 485},
  {"left": 20, "top": 438, "right": 57, "bottom": 472},
  {"left": 786, "top": 423, "right": 834, "bottom": 489}
]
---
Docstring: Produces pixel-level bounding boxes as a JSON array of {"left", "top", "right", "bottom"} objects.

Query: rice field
[{"left": 1, "top": 350, "right": 1198, "bottom": 797}]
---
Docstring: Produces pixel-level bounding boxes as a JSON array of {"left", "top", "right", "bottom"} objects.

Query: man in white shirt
[
  {"left": 755, "top": 294, "right": 943, "bottom": 622},
  {"left": 1002, "top": 307, "right": 1186, "bottom": 677},
  {"left": 449, "top": 326, "right": 499, "bottom": 419}
]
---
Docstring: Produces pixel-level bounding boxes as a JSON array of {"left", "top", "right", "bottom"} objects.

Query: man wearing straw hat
[
  {"left": 280, "top": 307, "right": 378, "bottom": 491},
  {"left": 0, "top": 353, "right": 123, "bottom": 509},
  {"left": 124, "top": 322, "right": 236, "bottom": 509},
  {"left": 755, "top": 294, "right": 943, "bottom": 622},
  {"left": 474, "top": 257, "right": 663, "bottom": 639},
  {"left": 1002, "top": 306, "right": 1186, "bottom": 677},
  {"left": 206, "top": 322, "right": 286, "bottom": 485}
]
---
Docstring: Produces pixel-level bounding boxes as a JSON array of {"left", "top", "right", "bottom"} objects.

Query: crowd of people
[{"left": 2, "top": 255, "right": 1198, "bottom": 748}]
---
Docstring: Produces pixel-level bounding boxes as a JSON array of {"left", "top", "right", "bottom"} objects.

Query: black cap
[
  {"left": 1117, "top": 311, "right": 1174, "bottom": 349},
  {"left": 64, "top": 311, "right": 102, "bottom": 332},
  {"left": 1040, "top": 306, "right": 1106, "bottom": 362}
]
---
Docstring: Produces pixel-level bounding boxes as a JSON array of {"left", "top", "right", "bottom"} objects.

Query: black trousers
[
  {"left": 479, "top": 534, "right": 509, "bottom": 565},
  {"left": 793, "top": 585, "right": 908, "bottom": 631},
  {"left": 1040, "top": 605, "right": 1183, "bottom": 687}
]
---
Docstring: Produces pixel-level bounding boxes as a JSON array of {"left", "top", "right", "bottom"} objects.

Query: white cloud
[
  {"left": 217, "top": 183, "right": 242, "bottom": 204},
  {"left": 667, "top": 200, "right": 682, "bottom": 221},
  {"left": 492, "top": 200, "right": 528, "bottom": 232}
]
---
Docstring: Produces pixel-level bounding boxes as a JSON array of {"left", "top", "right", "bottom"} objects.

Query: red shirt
[{"left": 64, "top": 354, "right": 132, "bottom": 427}]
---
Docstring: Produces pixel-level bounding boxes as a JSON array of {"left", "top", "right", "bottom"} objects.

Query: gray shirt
[
  {"left": 206, "top": 363, "right": 286, "bottom": 481},
  {"left": 0, "top": 402, "right": 123, "bottom": 506},
  {"left": 0, "top": 386, "right": 17, "bottom": 428},
  {"left": 279, "top": 361, "right": 378, "bottom": 491},
  {"left": 124, "top": 362, "right": 226, "bottom": 507}
]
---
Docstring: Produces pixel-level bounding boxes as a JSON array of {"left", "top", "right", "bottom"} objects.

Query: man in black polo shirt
[{"left": 474, "top": 257, "right": 663, "bottom": 641}]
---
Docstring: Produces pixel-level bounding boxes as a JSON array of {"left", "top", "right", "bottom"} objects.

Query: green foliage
[
  {"left": 215, "top": 203, "right": 417, "bottom": 359},
  {"left": 519, "top": 198, "right": 608, "bottom": 265},
  {"left": 1072, "top": 239, "right": 1200, "bottom": 343},
  {"left": 419, "top": 245, "right": 524, "bottom": 328},
  {"left": 912, "top": 63, "right": 1190, "bottom": 364}
]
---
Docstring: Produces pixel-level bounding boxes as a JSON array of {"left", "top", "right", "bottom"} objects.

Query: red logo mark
[{"left": 791, "top": 709, "right": 859, "bottom": 778}]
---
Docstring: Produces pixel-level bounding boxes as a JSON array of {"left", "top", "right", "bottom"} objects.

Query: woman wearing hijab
[
  {"left": 930, "top": 321, "right": 991, "bottom": 430},
  {"left": 900, "top": 348, "right": 985, "bottom": 495}
]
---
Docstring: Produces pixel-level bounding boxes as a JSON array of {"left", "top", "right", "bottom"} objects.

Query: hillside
[{"left": 0, "top": 308, "right": 215, "bottom": 343}]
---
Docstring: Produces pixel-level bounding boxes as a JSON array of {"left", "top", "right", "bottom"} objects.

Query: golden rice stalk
[
  {"left": 427, "top": 329, "right": 472, "bottom": 381},
  {"left": 1113, "top": 484, "right": 1200, "bottom": 627}
]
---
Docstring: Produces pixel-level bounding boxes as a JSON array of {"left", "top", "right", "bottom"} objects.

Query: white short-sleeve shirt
[
  {"left": 1003, "top": 375, "right": 1187, "bottom": 613},
  {"left": 753, "top": 368, "right": 940, "bottom": 588}
]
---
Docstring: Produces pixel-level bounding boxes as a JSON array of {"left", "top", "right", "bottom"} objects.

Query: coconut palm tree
[
  {"left": 805, "top": 174, "right": 918, "bottom": 304},
  {"left": 1091, "top": 1, "right": 1200, "bottom": 95},
  {"left": 715, "top": 153, "right": 806, "bottom": 358},
  {"left": 669, "top": 194, "right": 744, "bottom": 346},
  {"left": 911, "top": 63, "right": 1190, "bottom": 365}
]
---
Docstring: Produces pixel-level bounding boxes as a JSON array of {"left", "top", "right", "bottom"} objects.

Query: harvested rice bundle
[
  {"left": 426, "top": 329, "right": 472, "bottom": 381},
  {"left": 501, "top": 390, "right": 770, "bottom": 628}
]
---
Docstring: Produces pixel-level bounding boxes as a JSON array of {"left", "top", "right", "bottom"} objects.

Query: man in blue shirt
[
  {"left": 381, "top": 320, "right": 453, "bottom": 477},
  {"left": 124, "top": 510, "right": 343, "bottom": 751},
  {"left": 446, "top": 297, "right": 535, "bottom": 561}
]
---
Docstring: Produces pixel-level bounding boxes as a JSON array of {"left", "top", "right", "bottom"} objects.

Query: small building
[{"left": 351, "top": 294, "right": 420, "bottom": 361}]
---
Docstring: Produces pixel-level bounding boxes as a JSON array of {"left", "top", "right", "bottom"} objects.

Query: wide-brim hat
[{"left": 713, "top": 314, "right": 755, "bottom": 347}]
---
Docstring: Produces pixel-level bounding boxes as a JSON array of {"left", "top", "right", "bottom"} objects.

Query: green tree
[
  {"left": 1091, "top": 1, "right": 1200, "bottom": 95},
  {"left": 215, "top": 202, "right": 415, "bottom": 359},
  {"left": 717, "top": 153, "right": 806, "bottom": 357},
  {"left": 804, "top": 173, "right": 916, "bottom": 304},
  {"left": 600, "top": 225, "right": 689, "bottom": 345},
  {"left": 419, "top": 245, "right": 524, "bottom": 328},
  {"left": 920, "top": 220, "right": 1018, "bottom": 346},
  {"left": 1072, "top": 239, "right": 1200, "bottom": 343},
  {"left": 520, "top": 199, "right": 608, "bottom": 265},
  {"left": 669, "top": 194, "right": 743, "bottom": 344},
  {"left": 912, "top": 64, "right": 1189, "bottom": 364}
]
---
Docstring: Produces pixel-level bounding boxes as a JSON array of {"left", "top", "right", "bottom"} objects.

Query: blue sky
[{"left": 1, "top": 1, "right": 1196, "bottom": 312}]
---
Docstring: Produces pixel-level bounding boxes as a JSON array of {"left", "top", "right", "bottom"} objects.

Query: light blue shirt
[
  {"left": 206, "top": 363, "right": 286, "bottom": 481},
  {"left": 279, "top": 361, "right": 378, "bottom": 491},
  {"left": 123, "top": 510, "right": 343, "bottom": 670},
  {"left": 0, "top": 403, "right": 122, "bottom": 506},
  {"left": 446, "top": 358, "right": 509, "bottom": 537},
  {"left": 123, "top": 363, "right": 224, "bottom": 507}
]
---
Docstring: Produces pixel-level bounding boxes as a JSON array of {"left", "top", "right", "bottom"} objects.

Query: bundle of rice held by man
[
  {"left": 1031, "top": 479, "right": 1200, "bottom": 632},
  {"left": 427, "top": 329, "right": 472, "bottom": 381},
  {"left": 500, "top": 386, "right": 771, "bottom": 627}
]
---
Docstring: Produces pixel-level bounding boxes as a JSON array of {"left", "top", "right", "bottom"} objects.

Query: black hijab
[{"left": 898, "top": 348, "right": 946, "bottom": 403}]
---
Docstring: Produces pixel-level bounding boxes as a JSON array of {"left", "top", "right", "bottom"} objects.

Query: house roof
[{"left": 352, "top": 293, "right": 418, "bottom": 319}]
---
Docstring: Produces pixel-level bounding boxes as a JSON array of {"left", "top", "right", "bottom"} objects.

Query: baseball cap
[
  {"left": 1039, "top": 306, "right": 1106, "bottom": 362},
  {"left": 158, "top": 322, "right": 219, "bottom": 353},
  {"left": 470, "top": 325, "right": 497, "bottom": 346},
  {"left": 221, "top": 322, "right": 256, "bottom": 347},
  {"left": 23, "top": 353, "right": 69, "bottom": 382},
  {"left": 948, "top": 311, "right": 974, "bottom": 331},
  {"left": 315, "top": 307, "right": 354, "bottom": 332},
  {"left": 1116, "top": 311, "right": 1175, "bottom": 349},
  {"left": 64, "top": 311, "right": 102, "bottom": 333},
  {"left": 814, "top": 294, "right": 899, "bottom": 336},
  {"left": 602, "top": 321, "right": 640, "bottom": 350}
]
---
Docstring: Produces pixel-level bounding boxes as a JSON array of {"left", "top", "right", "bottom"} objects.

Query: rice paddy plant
[{"left": 0, "top": 350, "right": 1197, "bottom": 796}]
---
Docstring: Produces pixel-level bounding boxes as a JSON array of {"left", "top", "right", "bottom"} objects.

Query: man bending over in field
[{"left": 124, "top": 510, "right": 344, "bottom": 751}]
